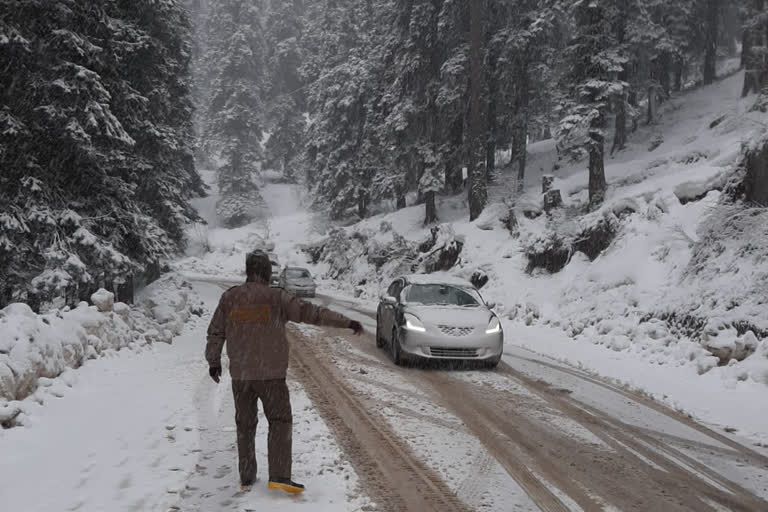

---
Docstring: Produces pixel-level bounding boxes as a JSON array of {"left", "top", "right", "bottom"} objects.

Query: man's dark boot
[{"left": 268, "top": 477, "right": 305, "bottom": 494}]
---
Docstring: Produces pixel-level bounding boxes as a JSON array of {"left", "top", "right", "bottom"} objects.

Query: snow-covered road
[
  {"left": 311, "top": 294, "right": 768, "bottom": 511},
  {"left": 2, "top": 278, "right": 768, "bottom": 511}
]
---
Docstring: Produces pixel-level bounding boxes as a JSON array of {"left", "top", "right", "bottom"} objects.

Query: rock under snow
[
  {"left": 113, "top": 302, "right": 130, "bottom": 315},
  {"left": 90, "top": 288, "right": 114, "bottom": 312}
]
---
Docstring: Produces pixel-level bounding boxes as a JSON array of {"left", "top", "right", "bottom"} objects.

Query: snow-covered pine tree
[
  {"left": 493, "top": 0, "right": 558, "bottom": 189},
  {"left": 740, "top": 0, "right": 768, "bottom": 97},
  {"left": 305, "top": 54, "right": 375, "bottom": 219},
  {"left": 302, "top": 0, "right": 392, "bottom": 219},
  {"left": 611, "top": 0, "right": 666, "bottom": 136},
  {"left": 185, "top": 0, "right": 215, "bottom": 166},
  {"left": 435, "top": 0, "right": 470, "bottom": 196},
  {"left": 655, "top": 1, "right": 716, "bottom": 92},
  {"left": 205, "top": 0, "right": 267, "bottom": 227},
  {"left": 557, "top": 0, "right": 626, "bottom": 208},
  {"left": 264, "top": 0, "right": 306, "bottom": 181},
  {"left": 112, "top": 0, "right": 205, "bottom": 258},
  {"left": 0, "top": 0, "right": 201, "bottom": 309},
  {"left": 379, "top": 0, "right": 448, "bottom": 224}
]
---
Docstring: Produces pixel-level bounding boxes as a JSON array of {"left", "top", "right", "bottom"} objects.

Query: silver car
[
  {"left": 280, "top": 266, "right": 317, "bottom": 297},
  {"left": 376, "top": 275, "right": 503, "bottom": 368}
]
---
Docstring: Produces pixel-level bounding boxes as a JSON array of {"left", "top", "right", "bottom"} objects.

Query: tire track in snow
[
  {"left": 297, "top": 327, "right": 571, "bottom": 512},
  {"left": 510, "top": 354, "right": 768, "bottom": 469},
  {"left": 455, "top": 449, "right": 496, "bottom": 509},
  {"left": 288, "top": 327, "right": 472, "bottom": 512},
  {"left": 490, "top": 362, "right": 768, "bottom": 511}
]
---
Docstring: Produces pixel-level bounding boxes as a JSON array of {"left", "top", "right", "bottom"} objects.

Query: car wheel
[
  {"left": 375, "top": 316, "right": 385, "bottom": 348},
  {"left": 391, "top": 327, "right": 405, "bottom": 366},
  {"left": 484, "top": 356, "right": 501, "bottom": 369}
]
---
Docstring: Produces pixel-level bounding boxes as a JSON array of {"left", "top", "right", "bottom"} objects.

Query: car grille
[
  {"left": 429, "top": 347, "right": 479, "bottom": 358},
  {"left": 437, "top": 325, "right": 475, "bottom": 337}
]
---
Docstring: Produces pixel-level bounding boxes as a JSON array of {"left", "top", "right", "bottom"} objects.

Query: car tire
[
  {"left": 391, "top": 327, "right": 405, "bottom": 366},
  {"left": 375, "top": 316, "right": 385, "bottom": 348},
  {"left": 484, "top": 356, "right": 501, "bottom": 369}
]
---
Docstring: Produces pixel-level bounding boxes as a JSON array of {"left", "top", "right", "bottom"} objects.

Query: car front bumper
[
  {"left": 398, "top": 327, "right": 503, "bottom": 361},
  {"left": 285, "top": 287, "right": 316, "bottom": 297}
]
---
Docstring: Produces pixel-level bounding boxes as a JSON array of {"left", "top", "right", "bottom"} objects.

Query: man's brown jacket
[{"left": 206, "top": 280, "right": 351, "bottom": 380}]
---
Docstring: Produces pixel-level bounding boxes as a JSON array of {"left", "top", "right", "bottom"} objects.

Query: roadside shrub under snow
[
  {"left": 520, "top": 204, "right": 625, "bottom": 274},
  {"left": 303, "top": 223, "right": 465, "bottom": 298},
  {"left": 654, "top": 203, "right": 768, "bottom": 362}
]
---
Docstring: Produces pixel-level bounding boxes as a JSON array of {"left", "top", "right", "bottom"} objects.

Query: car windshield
[
  {"left": 403, "top": 284, "right": 481, "bottom": 307},
  {"left": 286, "top": 269, "right": 310, "bottom": 279}
]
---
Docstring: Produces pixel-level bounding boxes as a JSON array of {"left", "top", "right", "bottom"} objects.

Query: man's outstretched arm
[
  {"left": 282, "top": 292, "right": 362, "bottom": 333},
  {"left": 205, "top": 299, "right": 227, "bottom": 382}
]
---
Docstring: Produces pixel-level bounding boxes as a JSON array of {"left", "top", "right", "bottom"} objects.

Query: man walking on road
[{"left": 206, "top": 250, "right": 363, "bottom": 494}]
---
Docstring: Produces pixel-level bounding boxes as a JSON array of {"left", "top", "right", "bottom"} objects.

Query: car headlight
[
  {"left": 404, "top": 313, "right": 426, "bottom": 332},
  {"left": 486, "top": 316, "right": 501, "bottom": 334}
]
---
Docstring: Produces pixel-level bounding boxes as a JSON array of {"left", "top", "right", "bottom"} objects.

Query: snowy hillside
[{"left": 178, "top": 71, "right": 768, "bottom": 441}]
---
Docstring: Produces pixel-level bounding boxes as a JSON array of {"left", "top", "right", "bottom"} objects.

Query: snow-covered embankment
[{"left": 0, "top": 274, "right": 204, "bottom": 427}]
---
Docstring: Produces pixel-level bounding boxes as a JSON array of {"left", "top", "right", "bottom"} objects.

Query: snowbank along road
[{"left": 287, "top": 292, "right": 768, "bottom": 512}]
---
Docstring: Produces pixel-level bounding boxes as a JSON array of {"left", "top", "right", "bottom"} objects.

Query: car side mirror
[
  {"left": 381, "top": 294, "right": 397, "bottom": 305},
  {"left": 486, "top": 301, "right": 496, "bottom": 309}
]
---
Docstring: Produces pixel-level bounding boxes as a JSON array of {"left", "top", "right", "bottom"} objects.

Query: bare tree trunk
[
  {"left": 516, "top": 140, "right": 527, "bottom": 194},
  {"left": 646, "top": 86, "right": 657, "bottom": 124},
  {"left": 282, "top": 153, "right": 293, "bottom": 182},
  {"left": 744, "top": 69, "right": 761, "bottom": 97},
  {"left": 445, "top": 121, "right": 464, "bottom": 193},
  {"left": 424, "top": 190, "right": 437, "bottom": 224},
  {"left": 486, "top": 46, "right": 498, "bottom": 184},
  {"left": 468, "top": 0, "right": 486, "bottom": 221},
  {"left": 512, "top": 60, "right": 529, "bottom": 193},
  {"left": 612, "top": 0, "right": 628, "bottom": 154},
  {"left": 659, "top": 52, "right": 671, "bottom": 101},
  {"left": 486, "top": 139, "right": 496, "bottom": 182},
  {"left": 588, "top": 119, "right": 606, "bottom": 208},
  {"left": 358, "top": 189, "right": 368, "bottom": 218},
  {"left": 741, "top": 20, "right": 752, "bottom": 69},
  {"left": 612, "top": 97, "right": 627, "bottom": 155},
  {"left": 396, "top": 183, "right": 406, "bottom": 209},
  {"left": 673, "top": 57, "right": 684, "bottom": 92},
  {"left": 628, "top": 90, "right": 639, "bottom": 132},
  {"left": 703, "top": 0, "right": 719, "bottom": 85},
  {"left": 117, "top": 275, "right": 135, "bottom": 305}
]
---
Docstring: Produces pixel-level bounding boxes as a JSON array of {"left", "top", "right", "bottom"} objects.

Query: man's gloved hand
[
  {"left": 349, "top": 320, "right": 363, "bottom": 335},
  {"left": 209, "top": 365, "right": 222, "bottom": 384}
]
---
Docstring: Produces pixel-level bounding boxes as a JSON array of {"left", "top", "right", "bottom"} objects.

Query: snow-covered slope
[
  {"left": 306, "top": 72, "right": 768, "bottom": 380},
  {"left": 178, "top": 171, "right": 324, "bottom": 282}
]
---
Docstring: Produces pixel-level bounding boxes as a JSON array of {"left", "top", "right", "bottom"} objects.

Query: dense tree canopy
[
  {"left": 290, "top": 0, "right": 748, "bottom": 221},
  {"left": 0, "top": 0, "right": 202, "bottom": 309},
  {"left": 1, "top": 0, "right": 755, "bottom": 309}
]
